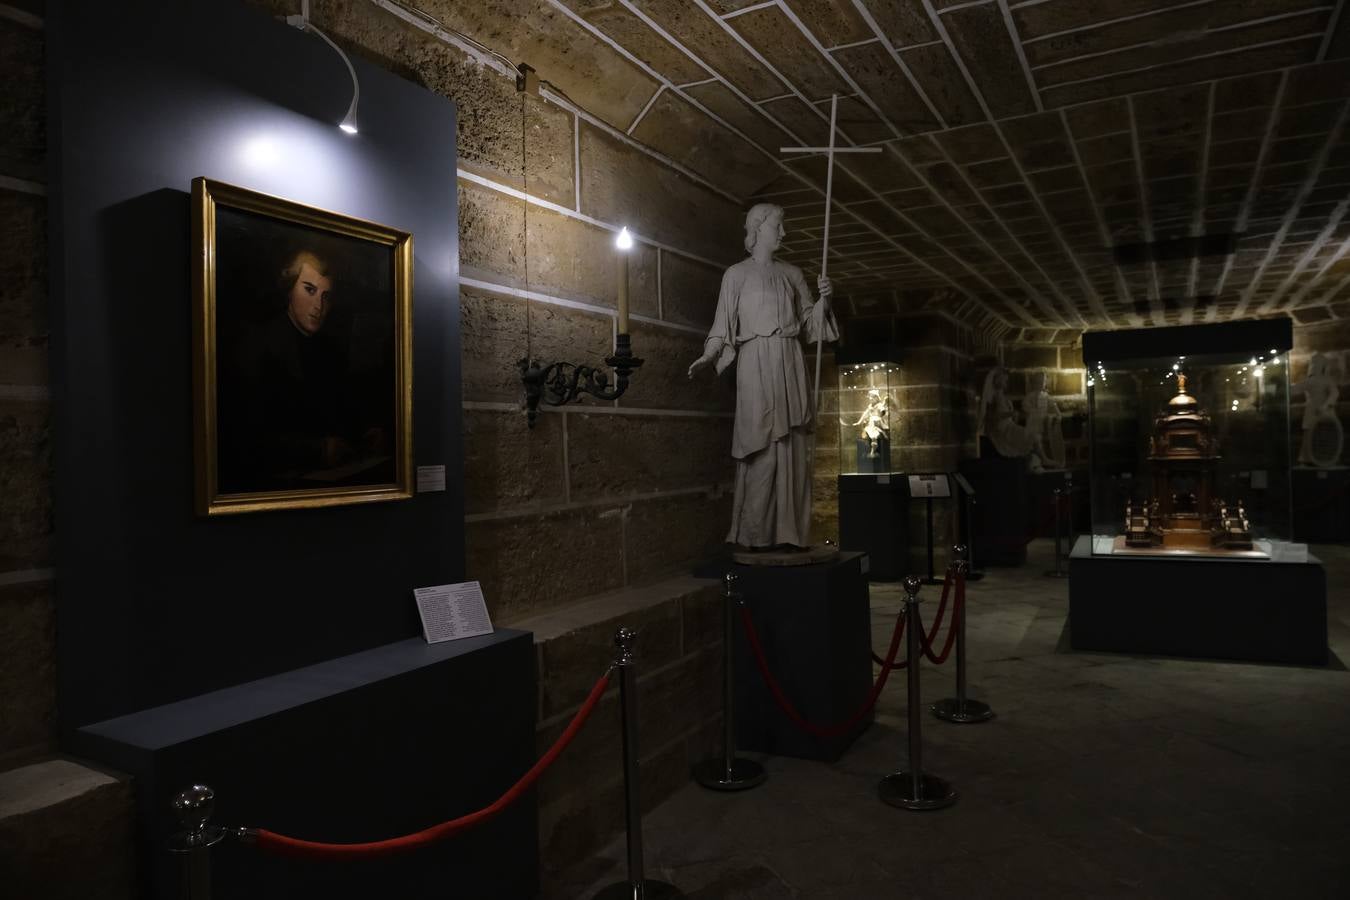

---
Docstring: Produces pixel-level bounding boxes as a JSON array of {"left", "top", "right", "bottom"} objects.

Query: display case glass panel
[
  {"left": 1087, "top": 329, "right": 1294, "bottom": 559},
  {"left": 838, "top": 361, "right": 901, "bottom": 475}
]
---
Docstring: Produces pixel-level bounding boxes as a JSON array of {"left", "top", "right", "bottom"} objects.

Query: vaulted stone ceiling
[{"left": 424, "top": 0, "right": 1350, "bottom": 333}]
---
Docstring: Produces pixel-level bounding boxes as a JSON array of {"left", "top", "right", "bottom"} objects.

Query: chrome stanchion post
[
  {"left": 932, "top": 546, "right": 994, "bottom": 724},
  {"left": 1045, "top": 488, "right": 1069, "bottom": 578},
  {"left": 878, "top": 577, "right": 957, "bottom": 811},
  {"left": 595, "top": 628, "right": 685, "bottom": 900},
  {"left": 693, "top": 573, "right": 766, "bottom": 791},
  {"left": 168, "top": 785, "right": 224, "bottom": 900}
]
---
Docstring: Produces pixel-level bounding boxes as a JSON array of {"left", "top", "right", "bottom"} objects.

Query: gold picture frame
[{"left": 192, "top": 177, "right": 414, "bottom": 515}]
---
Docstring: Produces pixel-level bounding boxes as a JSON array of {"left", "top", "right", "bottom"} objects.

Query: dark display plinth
[
  {"left": 839, "top": 474, "right": 908, "bottom": 580},
  {"left": 732, "top": 552, "right": 872, "bottom": 761},
  {"left": 71, "top": 631, "right": 537, "bottom": 900},
  {"left": 1293, "top": 467, "right": 1350, "bottom": 542},
  {"left": 1069, "top": 537, "right": 1327, "bottom": 665},
  {"left": 960, "top": 448, "right": 1029, "bottom": 565}
]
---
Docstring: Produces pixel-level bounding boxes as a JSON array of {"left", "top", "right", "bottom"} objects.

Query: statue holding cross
[{"left": 686, "top": 96, "right": 879, "bottom": 552}]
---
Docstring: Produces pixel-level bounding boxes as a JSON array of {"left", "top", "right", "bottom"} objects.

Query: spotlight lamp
[{"left": 286, "top": 10, "right": 360, "bottom": 135}]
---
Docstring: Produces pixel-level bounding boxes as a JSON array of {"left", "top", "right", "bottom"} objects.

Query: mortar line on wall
[
  {"left": 937, "top": 0, "right": 995, "bottom": 13},
  {"left": 0, "top": 3, "right": 42, "bottom": 28},
  {"left": 460, "top": 275, "right": 708, "bottom": 335},
  {"left": 1125, "top": 95, "right": 1165, "bottom": 326},
  {"left": 1288, "top": 236, "right": 1350, "bottom": 306},
  {"left": 465, "top": 486, "right": 729, "bottom": 523},
  {"left": 573, "top": 111, "right": 582, "bottom": 211},
  {"left": 1040, "top": 33, "right": 1323, "bottom": 95},
  {"left": 0, "top": 567, "right": 54, "bottom": 587},
  {"left": 463, "top": 400, "right": 733, "bottom": 418},
  {"left": 676, "top": 77, "right": 719, "bottom": 89},
  {"left": 458, "top": 169, "right": 728, "bottom": 268},
  {"left": 723, "top": 0, "right": 777, "bottom": 19},
  {"left": 825, "top": 37, "right": 880, "bottom": 52},
  {"left": 1321, "top": 0, "right": 1347, "bottom": 59},
  {"left": 0, "top": 175, "right": 46, "bottom": 196},
  {"left": 1032, "top": 7, "right": 1335, "bottom": 72},
  {"left": 1235, "top": 96, "right": 1350, "bottom": 317},
  {"left": 1184, "top": 81, "right": 1217, "bottom": 326},
  {"left": 0, "top": 385, "right": 49, "bottom": 400},
  {"left": 1022, "top": 0, "right": 1216, "bottom": 44},
  {"left": 627, "top": 85, "right": 665, "bottom": 135},
  {"left": 656, "top": 250, "right": 664, "bottom": 320},
  {"left": 997, "top": 0, "right": 1043, "bottom": 112}
]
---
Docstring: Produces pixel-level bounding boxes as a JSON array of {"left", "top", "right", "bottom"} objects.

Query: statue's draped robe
[{"left": 703, "top": 258, "right": 838, "bottom": 548}]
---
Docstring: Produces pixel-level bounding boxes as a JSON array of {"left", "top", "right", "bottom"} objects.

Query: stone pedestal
[
  {"left": 1069, "top": 537, "right": 1327, "bottom": 665},
  {"left": 732, "top": 552, "right": 873, "bottom": 761},
  {"left": 1292, "top": 467, "right": 1350, "bottom": 542},
  {"left": 838, "top": 474, "right": 909, "bottom": 580}
]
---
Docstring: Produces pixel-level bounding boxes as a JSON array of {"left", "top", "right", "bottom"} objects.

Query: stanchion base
[
  {"left": 1044, "top": 568, "right": 1070, "bottom": 579},
  {"left": 691, "top": 757, "right": 767, "bottom": 792},
  {"left": 931, "top": 697, "right": 995, "bottom": 723},
  {"left": 594, "top": 879, "right": 685, "bottom": 900},
  {"left": 877, "top": 772, "right": 957, "bottom": 811}
]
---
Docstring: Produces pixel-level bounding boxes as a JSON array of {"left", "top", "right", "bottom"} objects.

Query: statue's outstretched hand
[{"left": 688, "top": 354, "right": 715, "bottom": 378}]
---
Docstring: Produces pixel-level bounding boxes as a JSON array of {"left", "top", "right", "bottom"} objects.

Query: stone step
[{"left": 0, "top": 758, "right": 137, "bottom": 899}]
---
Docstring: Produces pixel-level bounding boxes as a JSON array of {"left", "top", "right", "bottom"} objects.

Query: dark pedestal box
[
  {"left": 959, "top": 450, "right": 1029, "bottom": 566},
  {"left": 732, "top": 552, "right": 873, "bottom": 761},
  {"left": 1069, "top": 537, "right": 1327, "bottom": 665},
  {"left": 839, "top": 474, "right": 909, "bottom": 580},
  {"left": 1293, "top": 467, "right": 1350, "bottom": 542},
  {"left": 71, "top": 631, "right": 538, "bottom": 900}
]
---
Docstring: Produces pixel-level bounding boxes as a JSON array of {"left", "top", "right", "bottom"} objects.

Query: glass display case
[
  {"left": 837, "top": 359, "right": 901, "bottom": 475},
  {"left": 1085, "top": 319, "right": 1295, "bottom": 560}
]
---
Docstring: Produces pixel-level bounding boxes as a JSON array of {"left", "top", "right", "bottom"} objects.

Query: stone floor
[{"left": 549, "top": 539, "right": 1350, "bottom": 899}]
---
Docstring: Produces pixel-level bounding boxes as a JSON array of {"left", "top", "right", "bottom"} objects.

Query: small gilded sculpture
[
  {"left": 1292, "top": 353, "right": 1343, "bottom": 468},
  {"left": 847, "top": 389, "right": 891, "bottom": 460}
]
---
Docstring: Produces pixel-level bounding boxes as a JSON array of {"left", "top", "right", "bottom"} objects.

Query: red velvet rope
[
  {"left": 739, "top": 599, "right": 906, "bottom": 739},
  {"left": 870, "top": 568, "right": 957, "bottom": 670},
  {"left": 255, "top": 669, "right": 613, "bottom": 860},
  {"left": 923, "top": 570, "right": 963, "bottom": 665}
]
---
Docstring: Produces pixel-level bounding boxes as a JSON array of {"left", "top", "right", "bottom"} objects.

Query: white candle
[{"left": 616, "top": 227, "right": 632, "bottom": 334}]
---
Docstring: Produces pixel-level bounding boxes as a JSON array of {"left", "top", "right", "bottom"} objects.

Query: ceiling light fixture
[{"left": 286, "top": 1, "right": 359, "bottom": 135}]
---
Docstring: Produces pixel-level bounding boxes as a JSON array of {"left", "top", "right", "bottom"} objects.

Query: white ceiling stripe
[
  {"left": 852, "top": 0, "right": 948, "bottom": 128},
  {"left": 1183, "top": 81, "right": 1217, "bottom": 326},
  {"left": 1320, "top": 0, "right": 1347, "bottom": 59},
  {"left": 1125, "top": 95, "right": 1165, "bottom": 326},
  {"left": 997, "top": 0, "right": 1044, "bottom": 112}
]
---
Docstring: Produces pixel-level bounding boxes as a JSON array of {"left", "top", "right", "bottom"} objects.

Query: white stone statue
[
  {"left": 978, "top": 367, "right": 1034, "bottom": 459},
  {"left": 687, "top": 203, "right": 838, "bottom": 549},
  {"left": 846, "top": 388, "right": 891, "bottom": 459},
  {"left": 1023, "top": 369, "right": 1066, "bottom": 472},
  {"left": 1293, "top": 353, "right": 1343, "bottom": 468}
]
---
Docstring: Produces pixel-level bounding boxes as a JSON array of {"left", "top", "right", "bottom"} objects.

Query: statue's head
[
  {"left": 744, "top": 203, "right": 785, "bottom": 255},
  {"left": 1309, "top": 352, "right": 1327, "bottom": 377},
  {"left": 1029, "top": 370, "right": 1047, "bottom": 392}
]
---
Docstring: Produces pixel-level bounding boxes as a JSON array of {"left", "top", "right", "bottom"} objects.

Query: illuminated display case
[
  {"left": 837, "top": 359, "right": 901, "bottom": 475},
  {"left": 1084, "top": 319, "right": 1295, "bottom": 560}
]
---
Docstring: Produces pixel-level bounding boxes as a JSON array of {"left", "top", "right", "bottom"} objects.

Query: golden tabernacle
[{"left": 1124, "top": 373, "right": 1253, "bottom": 552}]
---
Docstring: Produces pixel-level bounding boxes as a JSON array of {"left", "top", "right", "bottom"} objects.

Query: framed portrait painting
[{"left": 191, "top": 178, "right": 414, "bottom": 515}]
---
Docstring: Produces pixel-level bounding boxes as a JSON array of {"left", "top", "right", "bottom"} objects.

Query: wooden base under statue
[{"left": 732, "top": 545, "right": 840, "bottom": 567}]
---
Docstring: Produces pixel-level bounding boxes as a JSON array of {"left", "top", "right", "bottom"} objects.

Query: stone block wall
[
  {"left": 0, "top": 7, "right": 54, "bottom": 771},
  {"left": 1000, "top": 331, "right": 1090, "bottom": 469}
]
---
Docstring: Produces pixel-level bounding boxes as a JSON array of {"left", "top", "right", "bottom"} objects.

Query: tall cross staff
[{"left": 780, "top": 95, "right": 881, "bottom": 416}]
